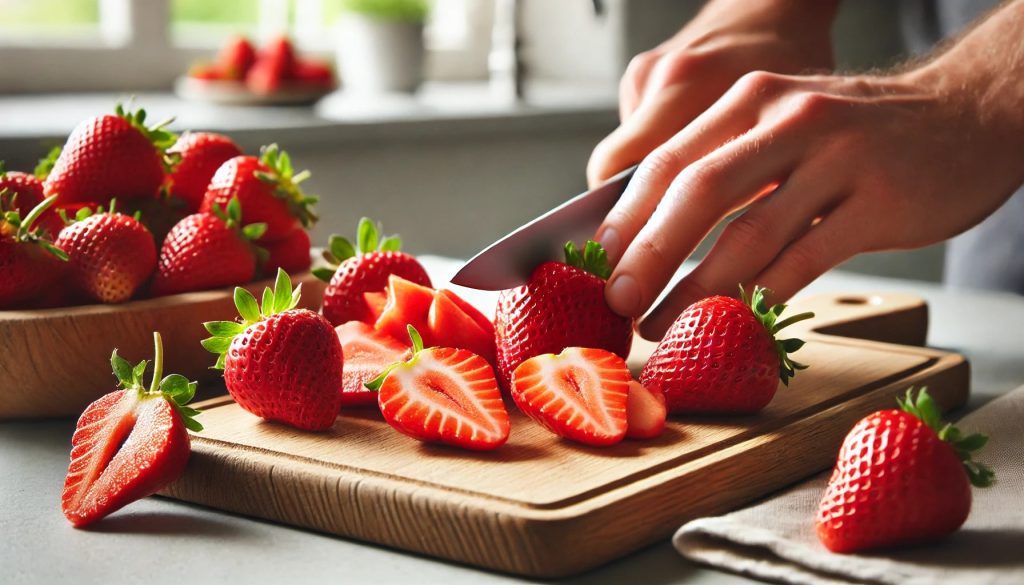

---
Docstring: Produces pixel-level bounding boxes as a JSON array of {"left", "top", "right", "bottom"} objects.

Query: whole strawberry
[
  {"left": 640, "top": 285, "right": 813, "bottom": 414},
  {"left": 203, "top": 269, "right": 343, "bottom": 431},
  {"left": 200, "top": 144, "right": 316, "bottom": 242},
  {"left": 0, "top": 195, "right": 68, "bottom": 309},
  {"left": 0, "top": 161, "right": 45, "bottom": 215},
  {"left": 217, "top": 35, "right": 257, "bottom": 80},
  {"left": 151, "top": 197, "right": 266, "bottom": 296},
  {"left": 45, "top": 104, "right": 176, "bottom": 204},
  {"left": 263, "top": 227, "right": 311, "bottom": 276},
  {"left": 62, "top": 332, "right": 202, "bottom": 527},
  {"left": 494, "top": 240, "right": 633, "bottom": 389},
  {"left": 55, "top": 201, "right": 157, "bottom": 303},
  {"left": 817, "top": 388, "right": 994, "bottom": 553},
  {"left": 316, "top": 218, "right": 431, "bottom": 326},
  {"left": 167, "top": 132, "right": 243, "bottom": 213},
  {"left": 246, "top": 36, "right": 297, "bottom": 94}
]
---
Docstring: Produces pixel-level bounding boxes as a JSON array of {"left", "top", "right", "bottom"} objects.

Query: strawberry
[
  {"left": 0, "top": 195, "right": 68, "bottom": 309},
  {"left": 316, "top": 218, "right": 431, "bottom": 326},
  {"left": 200, "top": 144, "right": 317, "bottom": 242},
  {"left": 335, "top": 320, "right": 411, "bottom": 407},
  {"left": 366, "top": 326, "right": 510, "bottom": 450},
  {"left": 817, "top": 388, "right": 994, "bottom": 553},
  {"left": 202, "top": 269, "right": 343, "bottom": 431},
  {"left": 45, "top": 104, "right": 177, "bottom": 205},
  {"left": 151, "top": 198, "right": 266, "bottom": 296},
  {"left": 640, "top": 285, "right": 814, "bottom": 415},
  {"left": 188, "top": 63, "right": 226, "bottom": 81},
  {"left": 495, "top": 240, "right": 633, "bottom": 389},
  {"left": 62, "top": 332, "right": 202, "bottom": 527},
  {"left": 293, "top": 60, "right": 335, "bottom": 86},
  {"left": 246, "top": 36, "right": 297, "bottom": 95},
  {"left": 167, "top": 132, "right": 243, "bottom": 213},
  {"left": 511, "top": 347, "right": 631, "bottom": 447},
  {"left": 0, "top": 161, "right": 45, "bottom": 215},
  {"left": 625, "top": 381, "right": 667, "bottom": 440},
  {"left": 262, "top": 227, "right": 312, "bottom": 276},
  {"left": 55, "top": 201, "right": 157, "bottom": 304},
  {"left": 217, "top": 35, "right": 257, "bottom": 80}
]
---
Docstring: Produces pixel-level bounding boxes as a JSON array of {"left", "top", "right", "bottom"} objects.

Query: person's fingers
[
  {"left": 619, "top": 50, "right": 661, "bottom": 122},
  {"left": 636, "top": 165, "right": 847, "bottom": 340}
]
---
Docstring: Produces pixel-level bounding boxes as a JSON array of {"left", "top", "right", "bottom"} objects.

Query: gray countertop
[{"left": 4, "top": 257, "right": 1023, "bottom": 585}]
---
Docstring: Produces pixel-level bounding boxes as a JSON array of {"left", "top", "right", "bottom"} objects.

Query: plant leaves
[
  {"left": 357, "top": 217, "right": 378, "bottom": 254},
  {"left": 132, "top": 360, "right": 149, "bottom": 388},
  {"left": 242, "top": 223, "right": 267, "bottom": 240},
  {"left": 110, "top": 351, "right": 135, "bottom": 387},
  {"left": 261, "top": 286, "right": 275, "bottom": 317},
  {"left": 379, "top": 235, "right": 402, "bottom": 252},
  {"left": 329, "top": 235, "right": 356, "bottom": 261},
  {"left": 201, "top": 336, "right": 232, "bottom": 354},
  {"left": 204, "top": 320, "right": 243, "bottom": 336},
  {"left": 234, "top": 287, "right": 261, "bottom": 323},
  {"left": 312, "top": 267, "right": 335, "bottom": 282}
]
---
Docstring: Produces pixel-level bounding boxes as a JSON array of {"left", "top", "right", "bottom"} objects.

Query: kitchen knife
[{"left": 451, "top": 164, "right": 637, "bottom": 291}]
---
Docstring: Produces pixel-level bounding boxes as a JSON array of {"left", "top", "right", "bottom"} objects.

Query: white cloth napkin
[{"left": 673, "top": 385, "right": 1024, "bottom": 585}]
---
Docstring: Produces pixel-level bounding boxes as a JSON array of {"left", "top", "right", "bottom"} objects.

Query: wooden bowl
[{"left": 0, "top": 273, "right": 325, "bottom": 419}]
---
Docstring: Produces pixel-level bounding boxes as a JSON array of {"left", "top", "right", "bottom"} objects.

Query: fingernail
[
  {"left": 606, "top": 274, "right": 641, "bottom": 316},
  {"left": 597, "top": 227, "right": 621, "bottom": 262}
]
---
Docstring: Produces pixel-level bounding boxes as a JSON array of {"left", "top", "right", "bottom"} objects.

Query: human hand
[
  {"left": 587, "top": 0, "right": 838, "bottom": 187},
  {"left": 596, "top": 67, "right": 1024, "bottom": 341}
]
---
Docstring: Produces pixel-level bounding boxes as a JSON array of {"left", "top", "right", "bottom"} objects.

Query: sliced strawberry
[
  {"left": 375, "top": 274, "right": 436, "bottom": 345},
  {"left": 336, "top": 321, "right": 411, "bottom": 407},
  {"left": 364, "top": 291, "right": 388, "bottom": 323},
  {"left": 429, "top": 289, "right": 496, "bottom": 364},
  {"left": 511, "top": 347, "right": 631, "bottom": 447},
  {"left": 625, "top": 381, "right": 667, "bottom": 440},
  {"left": 437, "top": 288, "right": 494, "bottom": 338},
  {"left": 368, "top": 326, "right": 510, "bottom": 450}
]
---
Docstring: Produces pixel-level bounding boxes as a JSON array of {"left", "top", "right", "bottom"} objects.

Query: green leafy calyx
[
  {"left": 314, "top": 217, "right": 403, "bottom": 282},
  {"left": 564, "top": 240, "right": 612, "bottom": 280},
  {"left": 34, "top": 146, "right": 62, "bottom": 180},
  {"left": 111, "top": 332, "right": 203, "bottom": 432},
  {"left": 210, "top": 196, "right": 268, "bottom": 241},
  {"left": 897, "top": 387, "right": 995, "bottom": 488},
  {"left": 740, "top": 284, "right": 814, "bottom": 386},
  {"left": 254, "top": 143, "right": 319, "bottom": 230},
  {"left": 364, "top": 324, "right": 423, "bottom": 391},
  {"left": 0, "top": 194, "right": 68, "bottom": 261},
  {"left": 201, "top": 268, "right": 302, "bottom": 370},
  {"left": 114, "top": 102, "right": 178, "bottom": 173}
]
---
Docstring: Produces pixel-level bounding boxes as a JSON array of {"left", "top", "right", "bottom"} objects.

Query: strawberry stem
[{"left": 149, "top": 332, "right": 163, "bottom": 394}]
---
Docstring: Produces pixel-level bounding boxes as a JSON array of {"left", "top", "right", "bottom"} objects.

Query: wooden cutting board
[{"left": 161, "top": 292, "right": 969, "bottom": 578}]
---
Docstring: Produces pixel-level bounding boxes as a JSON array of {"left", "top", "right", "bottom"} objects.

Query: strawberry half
[
  {"left": 366, "top": 326, "right": 510, "bottom": 451},
  {"left": 817, "top": 387, "right": 994, "bottom": 553},
  {"left": 0, "top": 195, "right": 69, "bottom": 309},
  {"left": 62, "top": 332, "right": 202, "bottom": 527},
  {"left": 336, "top": 321, "right": 411, "bottom": 407},
  {"left": 167, "top": 132, "right": 243, "bottom": 213},
  {"left": 316, "top": 217, "right": 431, "bottom": 326},
  {"left": 511, "top": 347, "right": 631, "bottom": 447},
  {"left": 203, "top": 269, "right": 344, "bottom": 431},
  {"left": 625, "top": 381, "right": 667, "bottom": 440},
  {"left": 640, "top": 285, "right": 814, "bottom": 415}
]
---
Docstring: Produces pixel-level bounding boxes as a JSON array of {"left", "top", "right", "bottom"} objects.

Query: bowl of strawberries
[{"left": 0, "top": 102, "right": 323, "bottom": 419}]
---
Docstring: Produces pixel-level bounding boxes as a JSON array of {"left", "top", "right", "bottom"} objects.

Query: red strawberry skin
[
  {"left": 200, "top": 155, "right": 297, "bottom": 241},
  {"left": 45, "top": 114, "right": 165, "bottom": 204},
  {"left": 495, "top": 261, "right": 633, "bottom": 389},
  {"left": 218, "top": 35, "right": 257, "bottom": 80},
  {"left": 640, "top": 295, "right": 779, "bottom": 415},
  {"left": 55, "top": 213, "right": 156, "bottom": 303},
  {"left": 151, "top": 212, "right": 256, "bottom": 296},
  {"left": 246, "top": 36, "right": 297, "bottom": 94},
  {"left": 817, "top": 410, "right": 972, "bottom": 553},
  {"left": 0, "top": 170, "right": 44, "bottom": 214},
  {"left": 168, "top": 133, "right": 242, "bottom": 213},
  {"left": 225, "top": 309, "right": 343, "bottom": 431},
  {"left": 0, "top": 239, "right": 65, "bottom": 308},
  {"left": 322, "top": 251, "right": 431, "bottom": 326},
  {"left": 263, "top": 228, "right": 311, "bottom": 275},
  {"left": 62, "top": 390, "right": 191, "bottom": 527}
]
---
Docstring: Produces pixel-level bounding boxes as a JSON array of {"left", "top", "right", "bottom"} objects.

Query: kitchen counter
[{"left": 4, "top": 257, "right": 1022, "bottom": 585}]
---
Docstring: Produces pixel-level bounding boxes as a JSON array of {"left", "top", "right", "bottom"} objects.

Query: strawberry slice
[
  {"left": 363, "top": 291, "right": 389, "bottom": 323},
  {"left": 367, "top": 326, "right": 510, "bottom": 451},
  {"left": 625, "top": 381, "right": 667, "bottom": 440},
  {"left": 511, "top": 347, "right": 631, "bottom": 447},
  {"left": 335, "top": 321, "right": 411, "bottom": 407},
  {"left": 62, "top": 332, "right": 203, "bottom": 527},
  {"left": 375, "top": 274, "right": 436, "bottom": 344},
  {"left": 429, "top": 289, "right": 496, "bottom": 365}
]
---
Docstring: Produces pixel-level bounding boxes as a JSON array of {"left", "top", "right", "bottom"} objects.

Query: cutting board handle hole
[{"left": 835, "top": 296, "right": 882, "bottom": 306}]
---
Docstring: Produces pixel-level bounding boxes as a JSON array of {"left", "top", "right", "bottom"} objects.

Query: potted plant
[{"left": 335, "top": 0, "right": 430, "bottom": 94}]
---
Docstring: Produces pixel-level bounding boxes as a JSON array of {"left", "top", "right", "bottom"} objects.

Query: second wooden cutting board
[{"left": 162, "top": 291, "right": 968, "bottom": 578}]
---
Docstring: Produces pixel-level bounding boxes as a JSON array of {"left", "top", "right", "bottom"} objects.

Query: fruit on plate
[
  {"left": 246, "top": 35, "right": 297, "bottom": 95},
  {"left": 0, "top": 195, "right": 69, "bottom": 309},
  {"left": 262, "top": 227, "right": 312, "bottom": 275},
  {"left": 640, "top": 285, "right": 815, "bottom": 415},
  {"left": 625, "top": 381, "right": 667, "bottom": 440},
  {"left": 167, "top": 132, "right": 243, "bottom": 212},
  {"left": 217, "top": 35, "right": 257, "bottom": 80},
  {"left": 366, "top": 325, "right": 510, "bottom": 450},
  {"left": 510, "top": 347, "right": 631, "bottom": 447},
  {"left": 151, "top": 198, "right": 266, "bottom": 296},
  {"left": 62, "top": 332, "right": 202, "bottom": 527},
  {"left": 45, "top": 104, "right": 177, "bottom": 205},
  {"left": 293, "top": 60, "right": 335, "bottom": 86},
  {"left": 335, "top": 321, "right": 411, "bottom": 407},
  {"left": 374, "top": 274, "right": 496, "bottom": 364},
  {"left": 316, "top": 217, "right": 431, "bottom": 326},
  {"left": 817, "top": 387, "right": 994, "bottom": 553},
  {"left": 55, "top": 201, "right": 157, "bottom": 304},
  {"left": 200, "top": 143, "right": 317, "bottom": 242},
  {"left": 0, "top": 161, "right": 45, "bottom": 215},
  {"left": 203, "top": 269, "right": 343, "bottom": 431},
  {"left": 495, "top": 240, "right": 633, "bottom": 389}
]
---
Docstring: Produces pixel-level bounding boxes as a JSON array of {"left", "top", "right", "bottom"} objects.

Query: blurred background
[{"left": 0, "top": 0, "right": 937, "bottom": 281}]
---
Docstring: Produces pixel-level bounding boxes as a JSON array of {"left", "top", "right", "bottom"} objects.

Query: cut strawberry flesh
[
  {"left": 375, "top": 274, "right": 436, "bottom": 345},
  {"left": 511, "top": 347, "right": 631, "bottom": 447},
  {"left": 429, "top": 289, "right": 496, "bottom": 365},
  {"left": 336, "top": 321, "right": 411, "bottom": 407},
  {"left": 363, "top": 291, "right": 388, "bottom": 324},
  {"left": 378, "top": 346, "right": 510, "bottom": 450},
  {"left": 625, "top": 381, "right": 667, "bottom": 440}
]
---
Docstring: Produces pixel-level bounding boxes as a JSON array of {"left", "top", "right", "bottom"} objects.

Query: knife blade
[{"left": 451, "top": 165, "right": 637, "bottom": 291}]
